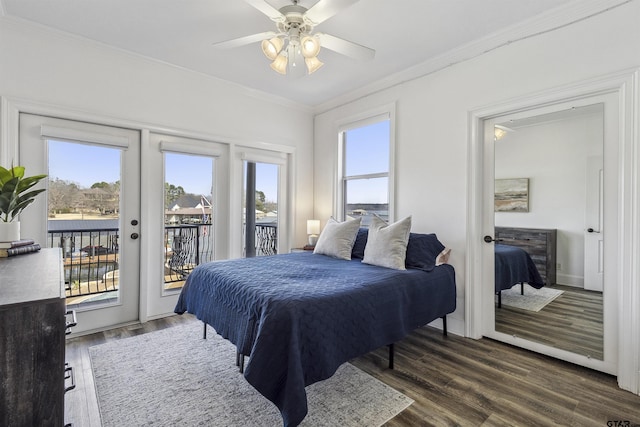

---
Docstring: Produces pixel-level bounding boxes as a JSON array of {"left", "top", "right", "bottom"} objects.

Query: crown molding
[{"left": 313, "top": 0, "right": 633, "bottom": 114}]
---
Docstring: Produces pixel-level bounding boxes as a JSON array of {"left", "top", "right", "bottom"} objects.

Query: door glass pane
[
  {"left": 47, "top": 140, "right": 121, "bottom": 308},
  {"left": 345, "top": 177, "right": 389, "bottom": 227},
  {"left": 163, "top": 152, "right": 214, "bottom": 291},
  {"left": 243, "top": 162, "right": 278, "bottom": 257}
]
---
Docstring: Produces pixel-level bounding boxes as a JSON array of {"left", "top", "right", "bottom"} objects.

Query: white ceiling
[{"left": 2, "top": 0, "right": 599, "bottom": 108}]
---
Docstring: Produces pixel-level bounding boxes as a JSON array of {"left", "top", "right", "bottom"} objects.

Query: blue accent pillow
[
  {"left": 405, "top": 233, "right": 446, "bottom": 271},
  {"left": 351, "top": 228, "right": 369, "bottom": 259}
]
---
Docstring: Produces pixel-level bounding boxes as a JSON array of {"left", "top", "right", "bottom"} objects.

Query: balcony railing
[
  {"left": 255, "top": 223, "right": 277, "bottom": 256},
  {"left": 164, "top": 225, "right": 214, "bottom": 286},
  {"left": 49, "top": 223, "right": 276, "bottom": 301},
  {"left": 48, "top": 227, "right": 120, "bottom": 301}
]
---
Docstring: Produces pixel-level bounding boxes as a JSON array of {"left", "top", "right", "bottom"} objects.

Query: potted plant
[{"left": 0, "top": 165, "right": 47, "bottom": 241}]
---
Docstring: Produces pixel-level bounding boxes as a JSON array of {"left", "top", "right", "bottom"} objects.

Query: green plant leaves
[{"left": 0, "top": 165, "right": 47, "bottom": 222}]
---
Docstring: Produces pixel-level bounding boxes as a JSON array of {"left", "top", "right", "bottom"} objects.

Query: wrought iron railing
[
  {"left": 48, "top": 222, "right": 276, "bottom": 300},
  {"left": 48, "top": 227, "right": 120, "bottom": 300},
  {"left": 164, "top": 224, "right": 214, "bottom": 286},
  {"left": 255, "top": 223, "right": 277, "bottom": 256}
]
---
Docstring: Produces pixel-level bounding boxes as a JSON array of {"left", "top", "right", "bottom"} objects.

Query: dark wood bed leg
[
  {"left": 497, "top": 291, "right": 502, "bottom": 308},
  {"left": 203, "top": 322, "right": 207, "bottom": 339},
  {"left": 442, "top": 315, "right": 448, "bottom": 336},
  {"left": 521, "top": 282, "right": 524, "bottom": 295},
  {"left": 388, "top": 343, "right": 394, "bottom": 370}
]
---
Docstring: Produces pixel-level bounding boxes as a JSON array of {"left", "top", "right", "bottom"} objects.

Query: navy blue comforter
[
  {"left": 494, "top": 244, "right": 544, "bottom": 292},
  {"left": 175, "top": 252, "right": 456, "bottom": 426}
]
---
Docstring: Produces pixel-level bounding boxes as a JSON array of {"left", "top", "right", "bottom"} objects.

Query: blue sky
[
  {"left": 48, "top": 141, "right": 279, "bottom": 201},
  {"left": 48, "top": 119, "right": 388, "bottom": 204}
]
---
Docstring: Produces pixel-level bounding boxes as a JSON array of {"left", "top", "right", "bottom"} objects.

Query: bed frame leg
[
  {"left": 521, "top": 282, "right": 524, "bottom": 295},
  {"left": 442, "top": 316, "right": 448, "bottom": 336},
  {"left": 388, "top": 343, "right": 394, "bottom": 370},
  {"left": 497, "top": 291, "right": 502, "bottom": 308},
  {"left": 203, "top": 322, "right": 207, "bottom": 339},
  {"left": 238, "top": 353, "right": 245, "bottom": 373}
]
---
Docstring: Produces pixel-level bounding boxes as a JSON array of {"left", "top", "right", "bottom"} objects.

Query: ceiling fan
[{"left": 213, "top": 0, "right": 375, "bottom": 76}]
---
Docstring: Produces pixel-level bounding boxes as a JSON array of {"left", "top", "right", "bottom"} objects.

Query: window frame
[{"left": 336, "top": 104, "right": 396, "bottom": 223}]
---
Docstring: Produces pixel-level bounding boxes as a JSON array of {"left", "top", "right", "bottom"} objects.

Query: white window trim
[{"left": 335, "top": 103, "right": 396, "bottom": 222}]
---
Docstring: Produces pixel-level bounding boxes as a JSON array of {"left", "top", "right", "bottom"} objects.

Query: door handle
[
  {"left": 484, "top": 235, "right": 503, "bottom": 243},
  {"left": 587, "top": 228, "right": 601, "bottom": 233}
]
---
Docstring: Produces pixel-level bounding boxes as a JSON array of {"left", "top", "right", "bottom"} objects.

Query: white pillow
[
  {"left": 313, "top": 217, "right": 361, "bottom": 260},
  {"left": 362, "top": 216, "right": 412, "bottom": 270}
]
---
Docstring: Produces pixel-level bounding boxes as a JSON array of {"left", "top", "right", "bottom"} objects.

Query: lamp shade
[
  {"left": 307, "top": 219, "right": 320, "bottom": 235},
  {"left": 305, "top": 56, "right": 324, "bottom": 74},
  {"left": 270, "top": 53, "right": 288, "bottom": 75},
  {"left": 261, "top": 37, "right": 284, "bottom": 61},
  {"left": 300, "top": 35, "right": 321, "bottom": 58}
]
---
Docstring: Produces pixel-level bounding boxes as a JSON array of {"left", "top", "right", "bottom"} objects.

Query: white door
[
  {"left": 584, "top": 155, "right": 604, "bottom": 291},
  {"left": 19, "top": 113, "right": 141, "bottom": 333}
]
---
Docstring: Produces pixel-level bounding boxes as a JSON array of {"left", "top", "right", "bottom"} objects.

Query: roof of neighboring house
[{"left": 170, "top": 194, "right": 211, "bottom": 210}]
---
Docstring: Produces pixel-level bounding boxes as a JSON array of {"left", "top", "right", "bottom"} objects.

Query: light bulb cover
[
  {"left": 261, "top": 37, "right": 284, "bottom": 61},
  {"left": 305, "top": 56, "right": 324, "bottom": 74},
  {"left": 301, "top": 35, "right": 321, "bottom": 58},
  {"left": 270, "top": 53, "right": 288, "bottom": 75}
]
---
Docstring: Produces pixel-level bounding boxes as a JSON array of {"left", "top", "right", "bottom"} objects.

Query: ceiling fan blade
[
  {"left": 244, "top": 0, "right": 285, "bottom": 22},
  {"left": 304, "top": 0, "right": 361, "bottom": 26},
  {"left": 213, "top": 31, "right": 277, "bottom": 49},
  {"left": 317, "top": 33, "right": 375, "bottom": 61}
]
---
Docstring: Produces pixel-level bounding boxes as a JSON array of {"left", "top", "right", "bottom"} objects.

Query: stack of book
[{"left": 0, "top": 238, "right": 42, "bottom": 258}]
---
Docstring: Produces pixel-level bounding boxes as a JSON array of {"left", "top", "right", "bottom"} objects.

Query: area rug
[
  {"left": 89, "top": 322, "right": 413, "bottom": 426},
  {"left": 499, "top": 284, "right": 564, "bottom": 312}
]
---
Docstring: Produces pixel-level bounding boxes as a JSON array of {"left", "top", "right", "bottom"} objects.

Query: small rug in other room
[
  {"left": 499, "top": 284, "right": 564, "bottom": 312},
  {"left": 89, "top": 321, "right": 413, "bottom": 427}
]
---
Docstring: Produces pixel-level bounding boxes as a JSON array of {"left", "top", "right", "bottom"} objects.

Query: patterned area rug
[
  {"left": 90, "top": 321, "right": 413, "bottom": 426},
  {"left": 499, "top": 284, "right": 564, "bottom": 312}
]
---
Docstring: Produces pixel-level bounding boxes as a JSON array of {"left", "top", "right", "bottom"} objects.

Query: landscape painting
[{"left": 495, "top": 178, "right": 529, "bottom": 212}]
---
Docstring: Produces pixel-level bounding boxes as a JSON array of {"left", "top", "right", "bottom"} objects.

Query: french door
[{"left": 19, "top": 114, "right": 141, "bottom": 333}]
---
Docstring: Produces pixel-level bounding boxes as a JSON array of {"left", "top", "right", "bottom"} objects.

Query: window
[{"left": 340, "top": 117, "right": 391, "bottom": 226}]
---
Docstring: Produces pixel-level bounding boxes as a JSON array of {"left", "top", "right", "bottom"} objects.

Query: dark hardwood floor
[
  {"left": 495, "top": 284, "right": 604, "bottom": 359},
  {"left": 65, "top": 313, "right": 640, "bottom": 426}
]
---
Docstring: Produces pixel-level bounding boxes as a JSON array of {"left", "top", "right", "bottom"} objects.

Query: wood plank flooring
[
  {"left": 495, "top": 284, "right": 603, "bottom": 359},
  {"left": 65, "top": 313, "right": 640, "bottom": 426}
]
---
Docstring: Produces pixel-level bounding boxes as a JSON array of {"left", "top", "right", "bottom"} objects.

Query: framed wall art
[{"left": 495, "top": 178, "right": 529, "bottom": 212}]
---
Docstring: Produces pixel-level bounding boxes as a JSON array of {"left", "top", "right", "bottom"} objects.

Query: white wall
[
  {"left": 495, "top": 112, "right": 603, "bottom": 287},
  {"left": 314, "top": 1, "right": 640, "bottom": 336},
  {"left": 0, "top": 18, "right": 314, "bottom": 232},
  {"left": 0, "top": 18, "right": 315, "bottom": 320}
]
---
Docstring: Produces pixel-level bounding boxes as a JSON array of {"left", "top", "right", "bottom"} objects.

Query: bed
[
  {"left": 494, "top": 243, "right": 544, "bottom": 307},
  {"left": 174, "top": 230, "right": 456, "bottom": 427}
]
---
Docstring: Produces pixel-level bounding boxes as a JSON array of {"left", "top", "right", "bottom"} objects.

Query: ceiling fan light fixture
[
  {"left": 305, "top": 56, "right": 324, "bottom": 74},
  {"left": 300, "top": 35, "right": 321, "bottom": 58},
  {"left": 270, "top": 53, "right": 288, "bottom": 75},
  {"left": 261, "top": 37, "right": 284, "bottom": 60}
]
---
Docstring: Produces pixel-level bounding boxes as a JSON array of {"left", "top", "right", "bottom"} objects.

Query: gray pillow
[
  {"left": 362, "top": 216, "right": 412, "bottom": 270},
  {"left": 313, "top": 217, "right": 362, "bottom": 260}
]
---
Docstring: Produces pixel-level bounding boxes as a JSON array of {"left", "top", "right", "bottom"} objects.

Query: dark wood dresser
[
  {"left": 495, "top": 226, "right": 557, "bottom": 285},
  {"left": 0, "top": 248, "right": 66, "bottom": 426}
]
